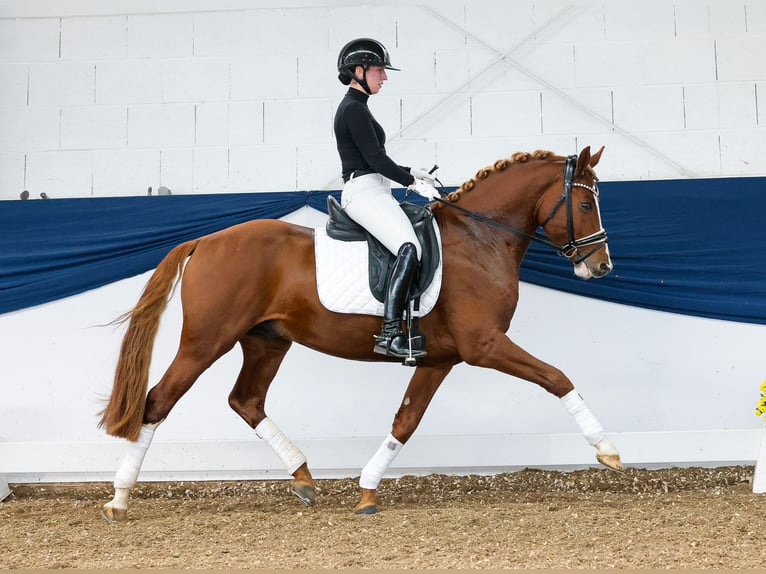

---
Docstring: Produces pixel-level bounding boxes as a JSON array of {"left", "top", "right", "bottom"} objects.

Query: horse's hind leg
[
  {"left": 228, "top": 334, "right": 316, "bottom": 506},
  {"left": 102, "top": 342, "right": 232, "bottom": 523}
]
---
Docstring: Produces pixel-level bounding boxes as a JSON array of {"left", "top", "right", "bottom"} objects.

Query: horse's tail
[{"left": 99, "top": 239, "right": 200, "bottom": 441}]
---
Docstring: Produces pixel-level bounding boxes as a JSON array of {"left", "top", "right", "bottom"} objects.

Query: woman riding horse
[
  {"left": 99, "top": 146, "right": 621, "bottom": 520},
  {"left": 334, "top": 38, "right": 440, "bottom": 359}
]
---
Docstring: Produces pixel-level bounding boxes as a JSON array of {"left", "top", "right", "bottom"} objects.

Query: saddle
[{"left": 325, "top": 196, "right": 440, "bottom": 303}]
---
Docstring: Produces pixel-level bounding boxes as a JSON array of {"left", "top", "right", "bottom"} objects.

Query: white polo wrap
[
  {"left": 359, "top": 433, "right": 403, "bottom": 490},
  {"left": 561, "top": 389, "right": 605, "bottom": 446},
  {"left": 255, "top": 417, "right": 307, "bottom": 474},
  {"left": 113, "top": 422, "right": 160, "bottom": 489}
]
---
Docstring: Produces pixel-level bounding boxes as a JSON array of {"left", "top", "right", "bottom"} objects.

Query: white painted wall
[
  {"left": 2, "top": 0, "right": 766, "bottom": 201},
  {"left": 2, "top": 0, "right": 765, "bottom": 482}
]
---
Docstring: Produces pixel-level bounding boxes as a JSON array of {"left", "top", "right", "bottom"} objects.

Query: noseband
[{"left": 433, "top": 154, "right": 607, "bottom": 264}]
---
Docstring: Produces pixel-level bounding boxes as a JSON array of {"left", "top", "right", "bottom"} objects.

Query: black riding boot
[{"left": 373, "top": 242, "right": 426, "bottom": 359}]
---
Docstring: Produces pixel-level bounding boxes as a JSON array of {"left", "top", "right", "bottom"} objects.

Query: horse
[{"left": 99, "top": 146, "right": 622, "bottom": 522}]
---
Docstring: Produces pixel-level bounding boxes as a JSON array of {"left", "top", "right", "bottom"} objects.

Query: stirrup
[{"left": 373, "top": 331, "right": 427, "bottom": 361}]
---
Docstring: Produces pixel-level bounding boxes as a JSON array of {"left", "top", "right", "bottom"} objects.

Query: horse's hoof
[
  {"left": 101, "top": 504, "right": 128, "bottom": 524},
  {"left": 354, "top": 504, "right": 379, "bottom": 515},
  {"left": 597, "top": 453, "right": 624, "bottom": 471},
  {"left": 289, "top": 482, "right": 316, "bottom": 506}
]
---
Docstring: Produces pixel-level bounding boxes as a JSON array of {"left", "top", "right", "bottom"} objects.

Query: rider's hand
[
  {"left": 408, "top": 178, "right": 440, "bottom": 200},
  {"left": 410, "top": 168, "right": 436, "bottom": 186}
]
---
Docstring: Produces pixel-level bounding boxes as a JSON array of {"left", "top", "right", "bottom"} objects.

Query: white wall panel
[
  {"left": 28, "top": 62, "right": 94, "bottom": 107},
  {"left": 612, "top": 86, "right": 685, "bottom": 132},
  {"left": 0, "top": 64, "right": 27, "bottom": 107},
  {"left": 397, "top": 4, "right": 466, "bottom": 51},
  {"left": 26, "top": 151, "right": 93, "bottom": 197},
  {"left": 192, "top": 147, "right": 229, "bottom": 193},
  {"left": 709, "top": 3, "right": 747, "bottom": 35},
  {"left": 472, "top": 91, "right": 542, "bottom": 138},
  {"left": 251, "top": 8, "right": 331, "bottom": 52},
  {"left": 541, "top": 88, "right": 612, "bottom": 135},
  {"left": 716, "top": 36, "right": 766, "bottom": 81},
  {"left": 574, "top": 41, "right": 647, "bottom": 88},
  {"left": 192, "top": 11, "right": 253, "bottom": 57},
  {"left": 673, "top": 1, "right": 713, "bottom": 37},
  {"left": 644, "top": 39, "right": 717, "bottom": 85},
  {"left": 640, "top": 131, "right": 722, "bottom": 177},
  {"left": 718, "top": 83, "right": 758, "bottom": 129},
  {"left": 0, "top": 18, "right": 59, "bottom": 62},
  {"left": 747, "top": 2, "right": 766, "bottom": 34},
  {"left": 230, "top": 55, "right": 297, "bottom": 100},
  {"left": 194, "top": 102, "right": 229, "bottom": 146},
  {"left": 159, "top": 148, "right": 193, "bottom": 194},
  {"left": 0, "top": 153, "right": 26, "bottom": 196},
  {"left": 719, "top": 130, "right": 766, "bottom": 175},
  {"left": 228, "top": 144, "right": 297, "bottom": 191},
  {"left": 229, "top": 101, "right": 264, "bottom": 145},
  {"left": 0, "top": 106, "right": 59, "bottom": 152},
  {"left": 402, "top": 93, "right": 471, "bottom": 140},
  {"left": 92, "top": 149, "right": 158, "bottom": 196},
  {"left": 296, "top": 142, "right": 339, "bottom": 190},
  {"left": 683, "top": 84, "right": 721, "bottom": 130},
  {"left": 126, "top": 13, "right": 194, "bottom": 59},
  {"left": 297, "top": 50, "right": 340, "bottom": 98},
  {"left": 326, "top": 6, "right": 396, "bottom": 51},
  {"left": 95, "top": 60, "right": 164, "bottom": 104},
  {"left": 60, "top": 105, "right": 127, "bottom": 150},
  {"left": 603, "top": 2, "right": 676, "bottom": 41},
  {"left": 263, "top": 98, "right": 332, "bottom": 144},
  {"left": 60, "top": 16, "right": 127, "bottom": 60},
  {"left": 162, "top": 60, "right": 230, "bottom": 103},
  {"left": 127, "top": 103, "right": 195, "bottom": 148}
]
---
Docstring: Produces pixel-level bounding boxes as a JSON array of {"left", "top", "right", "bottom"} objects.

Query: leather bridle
[{"left": 432, "top": 154, "right": 608, "bottom": 264}]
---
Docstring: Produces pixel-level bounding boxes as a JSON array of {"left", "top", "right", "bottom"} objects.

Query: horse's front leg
[
  {"left": 460, "top": 329, "right": 623, "bottom": 471},
  {"left": 355, "top": 365, "right": 453, "bottom": 514}
]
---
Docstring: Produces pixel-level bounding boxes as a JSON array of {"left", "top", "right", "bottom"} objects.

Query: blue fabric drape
[{"left": 1, "top": 179, "right": 764, "bottom": 324}]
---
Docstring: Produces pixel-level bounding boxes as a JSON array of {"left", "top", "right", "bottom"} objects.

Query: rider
[{"left": 334, "top": 37, "right": 440, "bottom": 360}]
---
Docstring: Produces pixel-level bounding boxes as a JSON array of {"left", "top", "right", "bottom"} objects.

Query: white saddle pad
[{"left": 314, "top": 221, "right": 443, "bottom": 317}]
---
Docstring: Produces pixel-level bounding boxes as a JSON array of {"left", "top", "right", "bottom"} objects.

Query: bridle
[{"left": 431, "top": 154, "right": 608, "bottom": 264}]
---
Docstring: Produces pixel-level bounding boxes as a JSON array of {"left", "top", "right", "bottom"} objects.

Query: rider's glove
[
  {"left": 408, "top": 178, "right": 440, "bottom": 200},
  {"left": 410, "top": 168, "right": 436, "bottom": 186}
]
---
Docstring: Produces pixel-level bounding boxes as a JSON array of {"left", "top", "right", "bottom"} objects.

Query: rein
[{"left": 432, "top": 154, "right": 607, "bottom": 264}]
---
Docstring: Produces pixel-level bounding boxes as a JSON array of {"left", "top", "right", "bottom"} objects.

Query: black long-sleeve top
[{"left": 334, "top": 88, "right": 415, "bottom": 187}]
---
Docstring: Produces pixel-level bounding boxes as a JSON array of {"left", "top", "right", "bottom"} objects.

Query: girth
[{"left": 325, "top": 195, "right": 440, "bottom": 303}]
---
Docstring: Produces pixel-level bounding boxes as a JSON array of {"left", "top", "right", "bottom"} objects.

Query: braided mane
[{"left": 432, "top": 149, "right": 564, "bottom": 210}]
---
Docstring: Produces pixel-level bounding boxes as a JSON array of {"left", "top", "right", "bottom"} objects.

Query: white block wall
[{"left": 1, "top": 0, "right": 766, "bottom": 200}]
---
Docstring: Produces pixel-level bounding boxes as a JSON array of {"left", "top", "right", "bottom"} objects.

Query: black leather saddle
[{"left": 325, "top": 196, "right": 440, "bottom": 303}]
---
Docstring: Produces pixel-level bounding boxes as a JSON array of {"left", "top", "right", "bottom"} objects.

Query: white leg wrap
[
  {"left": 113, "top": 422, "right": 160, "bottom": 489},
  {"left": 255, "top": 417, "right": 307, "bottom": 475},
  {"left": 561, "top": 390, "right": 605, "bottom": 446},
  {"left": 359, "top": 434, "right": 403, "bottom": 490}
]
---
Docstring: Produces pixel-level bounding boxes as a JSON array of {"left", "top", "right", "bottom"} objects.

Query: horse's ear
[
  {"left": 589, "top": 145, "right": 605, "bottom": 168},
  {"left": 575, "top": 146, "right": 592, "bottom": 175}
]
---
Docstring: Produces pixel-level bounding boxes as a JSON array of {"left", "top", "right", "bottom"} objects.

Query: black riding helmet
[{"left": 337, "top": 38, "right": 400, "bottom": 94}]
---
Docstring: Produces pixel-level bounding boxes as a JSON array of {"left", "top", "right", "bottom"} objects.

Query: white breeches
[{"left": 341, "top": 173, "right": 422, "bottom": 260}]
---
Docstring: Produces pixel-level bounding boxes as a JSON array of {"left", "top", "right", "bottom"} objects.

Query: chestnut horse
[{"left": 100, "top": 146, "right": 622, "bottom": 522}]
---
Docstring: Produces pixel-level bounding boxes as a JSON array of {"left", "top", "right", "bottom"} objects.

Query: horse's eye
[{"left": 580, "top": 202, "right": 593, "bottom": 212}]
